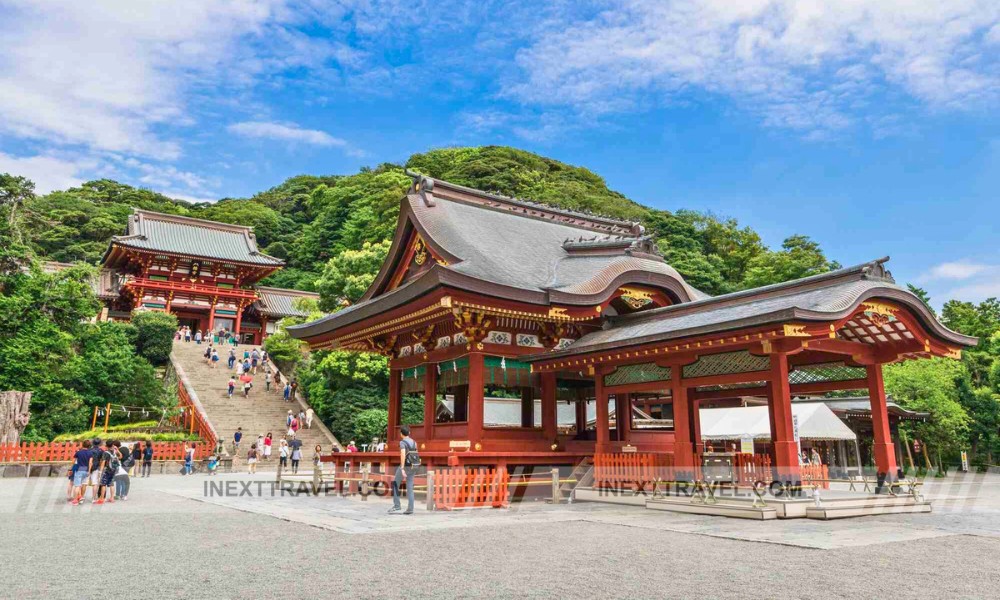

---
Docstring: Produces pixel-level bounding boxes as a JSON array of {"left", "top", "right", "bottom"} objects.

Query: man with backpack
[{"left": 389, "top": 425, "right": 418, "bottom": 515}]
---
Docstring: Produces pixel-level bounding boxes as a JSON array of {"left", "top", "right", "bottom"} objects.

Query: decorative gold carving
[
  {"left": 548, "top": 307, "right": 570, "bottom": 319},
  {"left": 829, "top": 324, "right": 836, "bottom": 339},
  {"left": 333, "top": 299, "right": 452, "bottom": 347},
  {"left": 924, "top": 339, "right": 931, "bottom": 353},
  {"left": 761, "top": 340, "right": 773, "bottom": 354},
  {"left": 538, "top": 322, "right": 577, "bottom": 349},
  {"left": 944, "top": 348, "right": 962, "bottom": 360},
  {"left": 618, "top": 286, "right": 654, "bottom": 310},
  {"left": 859, "top": 301, "right": 898, "bottom": 327},
  {"left": 782, "top": 324, "right": 810, "bottom": 337},
  {"left": 454, "top": 309, "right": 492, "bottom": 348},
  {"left": 413, "top": 236, "right": 428, "bottom": 266},
  {"left": 365, "top": 335, "right": 398, "bottom": 356}
]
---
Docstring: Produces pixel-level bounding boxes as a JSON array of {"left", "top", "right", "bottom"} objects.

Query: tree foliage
[{"left": 131, "top": 311, "right": 179, "bottom": 365}]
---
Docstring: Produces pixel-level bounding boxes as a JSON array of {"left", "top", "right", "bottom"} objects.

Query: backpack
[
  {"left": 122, "top": 453, "right": 136, "bottom": 470},
  {"left": 403, "top": 440, "right": 420, "bottom": 467},
  {"left": 106, "top": 451, "right": 121, "bottom": 473}
]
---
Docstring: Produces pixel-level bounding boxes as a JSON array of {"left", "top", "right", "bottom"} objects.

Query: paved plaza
[{"left": 1, "top": 471, "right": 998, "bottom": 599}]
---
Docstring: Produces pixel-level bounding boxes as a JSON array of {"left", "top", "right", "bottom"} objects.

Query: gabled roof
[
  {"left": 105, "top": 209, "right": 283, "bottom": 266},
  {"left": 792, "top": 397, "right": 929, "bottom": 421},
  {"left": 253, "top": 287, "right": 321, "bottom": 318},
  {"left": 527, "top": 258, "right": 976, "bottom": 359},
  {"left": 289, "top": 174, "right": 705, "bottom": 341}
]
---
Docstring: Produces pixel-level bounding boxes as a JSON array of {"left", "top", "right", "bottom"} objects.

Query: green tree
[
  {"left": 131, "top": 311, "right": 179, "bottom": 365},
  {"left": 351, "top": 408, "right": 389, "bottom": 445},
  {"left": 884, "top": 358, "right": 971, "bottom": 460},
  {"left": 316, "top": 239, "right": 390, "bottom": 308},
  {"left": 741, "top": 235, "right": 840, "bottom": 289}
]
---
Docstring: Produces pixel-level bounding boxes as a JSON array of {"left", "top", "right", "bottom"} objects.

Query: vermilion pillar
[
  {"left": 767, "top": 353, "right": 800, "bottom": 483},
  {"left": 594, "top": 368, "right": 610, "bottom": 453},
  {"left": 423, "top": 363, "right": 437, "bottom": 442},
  {"left": 467, "top": 352, "right": 485, "bottom": 448},
  {"left": 541, "top": 371, "right": 558, "bottom": 440},
  {"left": 207, "top": 302, "right": 216, "bottom": 332},
  {"left": 616, "top": 393, "right": 631, "bottom": 444},
  {"left": 387, "top": 368, "right": 401, "bottom": 444},
  {"left": 575, "top": 390, "right": 587, "bottom": 436},
  {"left": 671, "top": 366, "right": 695, "bottom": 479},
  {"left": 867, "top": 363, "right": 898, "bottom": 480}
]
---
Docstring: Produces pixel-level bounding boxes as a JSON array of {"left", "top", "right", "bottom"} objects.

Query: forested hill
[{"left": 16, "top": 145, "right": 839, "bottom": 298}]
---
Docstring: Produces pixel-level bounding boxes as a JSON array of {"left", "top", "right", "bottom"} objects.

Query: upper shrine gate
[{"left": 289, "top": 172, "right": 975, "bottom": 482}]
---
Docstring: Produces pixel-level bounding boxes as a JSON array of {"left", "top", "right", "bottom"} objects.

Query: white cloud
[
  {"left": 922, "top": 261, "right": 992, "bottom": 281},
  {"left": 509, "top": 0, "right": 1000, "bottom": 136},
  {"left": 227, "top": 121, "right": 349, "bottom": 147},
  {"left": 0, "top": 152, "right": 97, "bottom": 194}
]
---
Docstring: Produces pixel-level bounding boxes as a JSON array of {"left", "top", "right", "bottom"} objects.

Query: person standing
[
  {"left": 298, "top": 410, "right": 306, "bottom": 429},
  {"left": 265, "top": 370, "right": 272, "bottom": 392},
  {"left": 251, "top": 349, "right": 259, "bottom": 374},
  {"left": 130, "top": 442, "right": 142, "bottom": 477},
  {"left": 256, "top": 434, "right": 264, "bottom": 457},
  {"left": 247, "top": 444, "right": 259, "bottom": 474},
  {"left": 113, "top": 441, "right": 131, "bottom": 501},
  {"left": 141, "top": 441, "right": 153, "bottom": 478},
  {"left": 195, "top": 330, "right": 202, "bottom": 345},
  {"left": 283, "top": 382, "right": 291, "bottom": 402},
  {"left": 184, "top": 442, "right": 196, "bottom": 475},
  {"left": 278, "top": 438, "right": 289, "bottom": 469},
  {"left": 228, "top": 349, "right": 236, "bottom": 370},
  {"left": 290, "top": 444, "right": 302, "bottom": 474},
  {"left": 184, "top": 327, "right": 191, "bottom": 343},
  {"left": 305, "top": 407, "right": 314, "bottom": 429},
  {"left": 242, "top": 378, "right": 252, "bottom": 398},
  {"left": 95, "top": 440, "right": 118, "bottom": 504},
  {"left": 233, "top": 428, "right": 243, "bottom": 456},
  {"left": 263, "top": 433, "right": 273, "bottom": 460},
  {"left": 70, "top": 440, "right": 92, "bottom": 505},
  {"left": 211, "top": 349, "right": 220, "bottom": 369},
  {"left": 389, "top": 425, "right": 418, "bottom": 515},
  {"left": 227, "top": 377, "right": 236, "bottom": 399}
]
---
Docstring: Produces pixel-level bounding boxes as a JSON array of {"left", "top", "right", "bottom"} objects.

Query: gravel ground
[{"left": 1, "top": 487, "right": 998, "bottom": 600}]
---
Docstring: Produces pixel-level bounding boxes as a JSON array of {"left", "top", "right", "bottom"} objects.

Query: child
[{"left": 207, "top": 454, "right": 219, "bottom": 475}]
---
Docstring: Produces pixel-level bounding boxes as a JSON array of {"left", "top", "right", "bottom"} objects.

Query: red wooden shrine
[{"left": 290, "top": 173, "right": 976, "bottom": 482}]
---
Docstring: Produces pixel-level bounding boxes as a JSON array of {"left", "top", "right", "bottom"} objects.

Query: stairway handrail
[{"left": 169, "top": 352, "right": 219, "bottom": 447}]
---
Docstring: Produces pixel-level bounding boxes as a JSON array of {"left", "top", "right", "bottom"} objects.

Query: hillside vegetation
[{"left": 1, "top": 146, "right": 997, "bottom": 464}]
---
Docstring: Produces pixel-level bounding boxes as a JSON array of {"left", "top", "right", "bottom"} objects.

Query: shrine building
[
  {"left": 288, "top": 172, "right": 975, "bottom": 482},
  {"left": 96, "top": 209, "right": 318, "bottom": 344}
]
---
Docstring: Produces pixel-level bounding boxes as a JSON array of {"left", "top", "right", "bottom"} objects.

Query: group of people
[
  {"left": 177, "top": 325, "right": 244, "bottom": 347},
  {"left": 67, "top": 438, "right": 155, "bottom": 505},
  {"left": 223, "top": 347, "right": 278, "bottom": 399},
  {"left": 232, "top": 427, "right": 315, "bottom": 475}
]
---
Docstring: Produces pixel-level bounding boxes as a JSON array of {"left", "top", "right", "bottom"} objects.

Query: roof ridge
[
  {"left": 607, "top": 258, "right": 894, "bottom": 327},
  {"left": 131, "top": 208, "right": 257, "bottom": 235},
  {"left": 404, "top": 169, "right": 644, "bottom": 236}
]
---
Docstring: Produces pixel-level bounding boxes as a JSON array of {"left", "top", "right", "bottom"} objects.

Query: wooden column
[
  {"left": 616, "top": 393, "right": 631, "bottom": 443},
  {"left": 767, "top": 353, "right": 800, "bottom": 483},
  {"left": 388, "top": 368, "right": 401, "bottom": 444},
  {"left": 423, "top": 363, "right": 437, "bottom": 442},
  {"left": 234, "top": 301, "right": 243, "bottom": 338},
  {"left": 575, "top": 390, "right": 587, "bottom": 436},
  {"left": 467, "top": 352, "right": 485, "bottom": 448},
  {"left": 207, "top": 301, "right": 216, "bottom": 332},
  {"left": 595, "top": 368, "right": 610, "bottom": 453},
  {"left": 520, "top": 386, "right": 534, "bottom": 428},
  {"left": 541, "top": 371, "right": 558, "bottom": 440},
  {"left": 690, "top": 398, "right": 702, "bottom": 452},
  {"left": 867, "top": 363, "right": 898, "bottom": 480},
  {"left": 671, "top": 366, "right": 695, "bottom": 478},
  {"left": 453, "top": 385, "right": 469, "bottom": 422}
]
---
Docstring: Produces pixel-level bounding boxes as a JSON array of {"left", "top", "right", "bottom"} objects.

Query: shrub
[
  {"left": 132, "top": 311, "right": 178, "bottom": 365},
  {"left": 351, "top": 408, "right": 388, "bottom": 445}
]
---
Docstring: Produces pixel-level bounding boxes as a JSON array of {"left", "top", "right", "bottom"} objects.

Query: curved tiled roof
[
  {"left": 108, "top": 209, "right": 283, "bottom": 266},
  {"left": 528, "top": 260, "right": 977, "bottom": 359},
  {"left": 254, "top": 287, "right": 321, "bottom": 318}
]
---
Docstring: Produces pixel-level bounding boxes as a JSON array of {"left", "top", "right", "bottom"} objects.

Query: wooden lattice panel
[
  {"left": 838, "top": 316, "right": 913, "bottom": 345},
  {"left": 682, "top": 350, "right": 770, "bottom": 379}
]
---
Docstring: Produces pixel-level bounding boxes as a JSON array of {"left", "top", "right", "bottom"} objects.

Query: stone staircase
[{"left": 171, "top": 340, "right": 339, "bottom": 462}]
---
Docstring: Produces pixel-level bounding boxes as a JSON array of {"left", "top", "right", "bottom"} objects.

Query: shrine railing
[
  {"left": 122, "top": 276, "right": 259, "bottom": 301},
  {"left": 733, "top": 453, "right": 829, "bottom": 488},
  {"left": 0, "top": 441, "right": 212, "bottom": 464},
  {"left": 172, "top": 354, "right": 218, "bottom": 449}
]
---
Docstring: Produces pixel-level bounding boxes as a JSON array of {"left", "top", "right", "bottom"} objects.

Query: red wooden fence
[
  {"left": 0, "top": 441, "right": 212, "bottom": 464},
  {"left": 593, "top": 453, "right": 675, "bottom": 489},
  {"left": 733, "top": 453, "right": 772, "bottom": 485},
  {"left": 800, "top": 463, "right": 830, "bottom": 489},
  {"left": 433, "top": 467, "right": 510, "bottom": 510}
]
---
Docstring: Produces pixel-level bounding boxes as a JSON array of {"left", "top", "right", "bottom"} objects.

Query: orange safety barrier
[
  {"left": 433, "top": 467, "right": 510, "bottom": 510},
  {"left": 593, "top": 453, "right": 674, "bottom": 489},
  {"left": 800, "top": 463, "right": 830, "bottom": 489},
  {"left": 733, "top": 453, "right": 773, "bottom": 485}
]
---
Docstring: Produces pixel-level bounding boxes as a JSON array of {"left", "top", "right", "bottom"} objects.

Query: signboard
[
  {"left": 621, "top": 445, "right": 638, "bottom": 453},
  {"left": 792, "top": 414, "right": 801, "bottom": 459},
  {"left": 449, "top": 440, "right": 471, "bottom": 451},
  {"left": 740, "top": 437, "right": 754, "bottom": 455},
  {"left": 961, "top": 451, "right": 969, "bottom": 472}
]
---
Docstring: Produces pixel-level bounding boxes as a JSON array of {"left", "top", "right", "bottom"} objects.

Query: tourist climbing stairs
[{"left": 171, "top": 340, "right": 339, "bottom": 467}]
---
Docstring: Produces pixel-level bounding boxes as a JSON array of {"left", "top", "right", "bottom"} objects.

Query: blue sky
[{"left": 0, "top": 1, "right": 997, "bottom": 307}]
